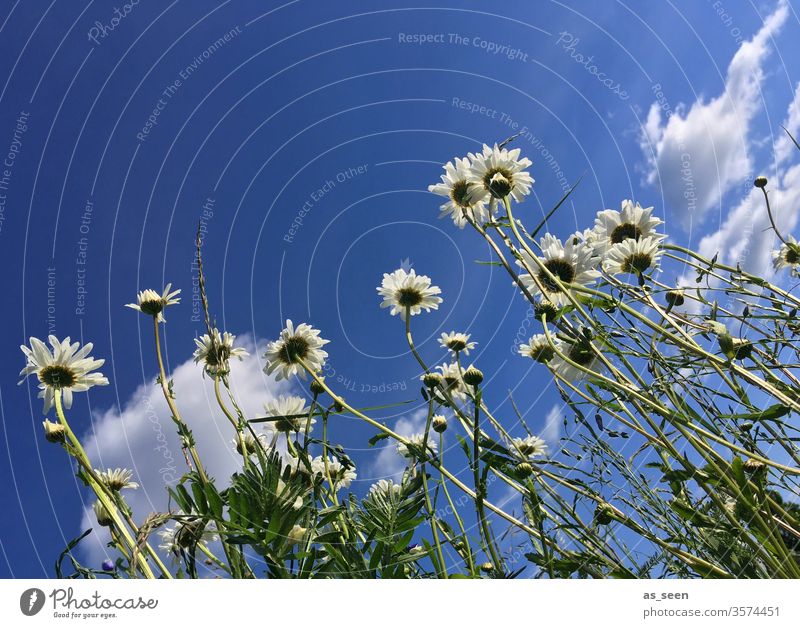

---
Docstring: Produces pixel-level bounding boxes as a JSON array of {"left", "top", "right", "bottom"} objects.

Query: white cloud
[
  {"left": 369, "top": 407, "right": 427, "bottom": 481},
  {"left": 776, "top": 82, "right": 800, "bottom": 166},
  {"left": 77, "top": 335, "right": 290, "bottom": 567},
  {"left": 541, "top": 404, "right": 563, "bottom": 448},
  {"left": 639, "top": 1, "right": 788, "bottom": 229}
]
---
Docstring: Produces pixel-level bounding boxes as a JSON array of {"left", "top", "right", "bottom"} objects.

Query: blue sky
[{"left": 1, "top": 0, "right": 799, "bottom": 577}]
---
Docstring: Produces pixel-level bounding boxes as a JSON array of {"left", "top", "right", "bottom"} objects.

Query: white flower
[
  {"left": 231, "top": 431, "right": 268, "bottom": 456},
  {"left": 510, "top": 435, "right": 549, "bottom": 459},
  {"left": 603, "top": 236, "right": 663, "bottom": 276},
  {"left": 263, "top": 320, "right": 329, "bottom": 381},
  {"left": 518, "top": 334, "right": 555, "bottom": 363},
  {"left": 193, "top": 328, "right": 248, "bottom": 376},
  {"left": 518, "top": 233, "right": 600, "bottom": 306},
  {"left": 377, "top": 268, "right": 443, "bottom": 320},
  {"left": 158, "top": 515, "right": 219, "bottom": 560},
  {"left": 468, "top": 143, "right": 534, "bottom": 210},
  {"left": 772, "top": 235, "right": 800, "bottom": 277},
  {"left": 287, "top": 524, "right": 308, "bottom": 546},
  {"left": 590, "top": 200, "right": 664, "bottom": 256},
  {"left": 549, "top": 339, "right": 600, "bottom": 382},
  {"left": 438, "top": 331, "right": 476, "bottom": 355},
  {"left": 19, "top": 336, "right": 109, "bottom": 413},
  {"left": 311, "top": 456, "right": 356, "bottom": 490},
  {"left": 397, "top": 433, "right": 438, "bottom": 460},
  {"left": 435, "top": 362, "right": 468, "bottom": 402},
  {"left": 95, "top": 468, "right": 138, "bottom": 491},
  {"left": 125, "top": 284, "right": 181, "bottom": 323},
  {"left": 368, "top": 478, "right": 403, "bottom": 499},
  {"left": 428, "top": 157, "right": 490, "bottom": 228},
  {"left": 264, "top": 394, "right": 314, "bottom": 433}
]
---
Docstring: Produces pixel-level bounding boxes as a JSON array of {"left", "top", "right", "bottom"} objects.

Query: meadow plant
[{"left": 23, "top": 136, "right": 800, "bottom": 579}]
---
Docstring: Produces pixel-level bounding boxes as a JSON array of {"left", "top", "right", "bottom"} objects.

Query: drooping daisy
[
  {"left": 231, "top": 431, "right": 268, "bottom": 456},
  {"left": 125, "top": 284, "right": 181, "bottom": 323},
  {"left": 377, "top": 268, "right": 443, "bottom": 320},
  {"left": 367, "top": 478, "right": 403, "bottom": 500},
  {"left": 518, "top": 334, "right": 555, "bottom": 363},
  {"left": 435, "top": 362, "right": 468, "bottom": 402},
  {"left": 549, "top": 339, "right": 601, "bottom": 382},
  {"left": 287, "top": 524, "right": 309, "bottom": 545},
  {"left": 397, "top": 433, "right": 438, "bottom": 460},
  {"left": 428, "top": 157, "right": 490, "bottom": 228},
  {"left": 311, "top": 455, "right": 356, "bottom": 490},
  {"left": 438, "top": 331, "right": 476, "bottom": 355},
  {"left": 603, "top": 236, "right": 663, "bottom": 276},
  {"left": 193, "top": 328, "right": 248, "bottom": 376},
  {"left": 263, "top": 320, "right": 329, "bottom": 381},
  {"left": 263, "top": 394, "right": 314, "bottom": 433},
  {"left": 590, "top": 200, "right": 664, "bottom": 256},
  {"left": 19, "top": 336, "right": 109, "bottom": 413},
  {"left": 518, "top": 233, "right": 600, "bottom": 306},
  {"left": 468, "top": 143, "right": 534, "bottom": 206},
  {"left": 772, "top": 235, "right": 800, "bottom": 277},
  {"left": 95, "top": 468, "right": 138, "bottom": 491},
  {"left": 509, "top": 435, "right": 549, "bottom": 459},
  {"left": 158, "top": 515, "right": 218, "bottom": 560}
]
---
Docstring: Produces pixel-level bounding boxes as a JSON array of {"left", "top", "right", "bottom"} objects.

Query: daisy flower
[
  {"left": 518, "top": 233, "right": 600, "bottom": 306},
  {"left": 19, "top": 336, "right": 109, "bottom": 413},
  {"left": 438, "top": 331, "right": 476, "bottom": 355},
  {"left": 232, "top": 431, "right": 268, "bottom": 456},
  {"left": 287, "top": 524, "right": 309, "bottom": 546},
  {"left": 367, "top": 478, "right": 403, "bottom": 499},
  {"left": 468, "top": 143, "right": 534, "bottom": 206},
  {"left": 377, "top": 268, "right": 443, "bottom": 320},
  {"left": 591, "top": 200, "right": 664, "bottom": 256},
  {"left": 311, "top": 455, "right": 356, "bottom": 490},
  {"left": 263, "top": 320, "right": 329, "bottom": 380},
  {"left": 510, "top": 435, "right": 549, "bottom": 459},
  {"left": 193, "top": 328, "right": 248, "bottom": 376},
  {"left": 518, "top": 334, "right": 555, "bottom": 363},
  {"left": 603, "top": 236, "right": 663, "bottom": 276},
  {"left": 772, "top": 235, "right": 800, "bottom": 277},
  {"left": 158, "top": 515, "right": 218, "bottom": 560},
  {"left": 428, "top": 157, "right": 490, "bottom": 228},
  {"left": 125, "top": 284, "right": 181, "bottom": 323},
  {"left": 263, "top": 394, "right": 314, "bottom": 433},
  {"left": 435, "top": 361, "right": 468, "bottom": 402},
  {"left": 549, "top": 339, "right": 601, "bottom": 382},
  {"left": 397, "top": 433, "right": 438, "bottom": 460},
  {"left": 95, "top": 468, "right": 138, "bottom": 491}
]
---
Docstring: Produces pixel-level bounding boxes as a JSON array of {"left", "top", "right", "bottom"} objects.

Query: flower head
[
  {"left": 193, "top": 328, "right": 248, "bottom": 376},
  {"left": 95, "top": 468, "right": 138, "bottom": 491},
  {"left": 397, "top": 434, "right": 438, "bottom": 460},
  {"left": 377, "top": 268, "right": 442, "bottom": 320},
  {"left": 510, "top": 435, "right": 549, "bottom": 459},
  {"left": 590, "top": 200, "right": 664, "bottom": 256},
  {"left": 232, "top": 431, "right": 268, "bottom": 456},
  {"left": 772, "top": 235, "right": 800, "bottom": 277},
  {"left": 125, "top": 284, "right": 181, "bottom": 323},
  {"left": 311, "top": 455, "right": 356, "bottom": 490},
  {"left": 603, "top": 236, "right": 663, "bottom": 276},
  {"left": 435, "top": 362, "right": 468, "bottom": 402},
  {"left": 158, "top": 515, "right": 218, "bottom": 560},
  {"left": 367, "top": 478, "right": 403, "bottom": 500},
  {"left": 549, "top": 338, "right": 600, "bottom": 382},
  {"left": 468, "top": 143, "right": 534, "bottom": 205},
  {"left": 518, "top": 233, "right": 600, "bottom": 306},
  {"left": 263, "top": 394, "right": 313, "bottom": 433},
  {"left": 19, "top": 336, "right": 109, "bottom": 413},
  {"left": 438, "top": 331, "right": 476, "bottom": 355},
  {"left": 518, "top": 334, "right": 555, "bottom": 363},
  {"left": 263, "top": 320, "right": 329, "bottom": 381},
  {"left": 428, "top": 157, "right": 490, "bottom": 228}
]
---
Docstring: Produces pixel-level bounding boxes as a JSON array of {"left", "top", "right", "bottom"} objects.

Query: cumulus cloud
[
  {"left": 639, "top": 1, "right": 788, "bottom": 229},
  {"left": 369, "top": 407, "right": 427, "bottom": 481},
  {"left": 77, "top": 335, "right": 290, "bottom": 567}
]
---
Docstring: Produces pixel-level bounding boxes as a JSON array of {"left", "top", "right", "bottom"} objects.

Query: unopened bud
[
  {"left": 515, "top": 462, "right": 533, "bottom": 478},
  {"left": 462, "top": 366, "right": 484, "bottom": 386},
  {"left": 422, "top": 373, "right": 442, "bottom": 389},
  {"left": 42, "top": 419, "right": 66, "bottom": 444},
  {"left": 754, "top": 176, "right": 768, "bottom": 189},
  {"left": 665, "top": 289, "right": 685, "bottom": 307},
  {"left": 480, "top": 562, "right": 494, "bottom": 573},
  {"left": 93, "top": 501, "right": 113, "bottom": 527},
  {"left": 310, "top": 378, "right": 326, "bottom": 395},
  {"left": 431, "top": 415, "right": 448, "bottom": 433}
]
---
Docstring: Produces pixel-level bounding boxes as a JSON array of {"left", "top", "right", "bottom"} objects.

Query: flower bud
[
  {"left": 432, "top": 415, "right": 448, "bottom": 433},
  {"left": 101, "top": 559, "right": 115, "bottom": 571},
  {"left": 754, "top": 176, "right": 768, "bottom": 188},
  {"left": 480, "top": 561, "right": 494, "bottom": 573},
  {"left": 310, "top": 377, "right": 326, "bottom": 395},
  {"left": 462, "top": 366, "right": 484, "bottom": 386},
  {"left": 515, "top": 461, "right": 533, "bottom": 478},
  {"left": 287, "top": 524, "right": 308, "bottom": 546},
  {"left": 42, "top": 419, "right": 66, "bottom": 444},
  {"left": 594, "top": 503, "right": 615, "bottom": 525},
  {"left": 743, "top": 457, "right": 765, "bottom": 474},
  {"left": 332, "top": 398, "right": 344, "bottom": 413},
  {"left": 665, "top": 289, "right": 685, "bottom": 307}
]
